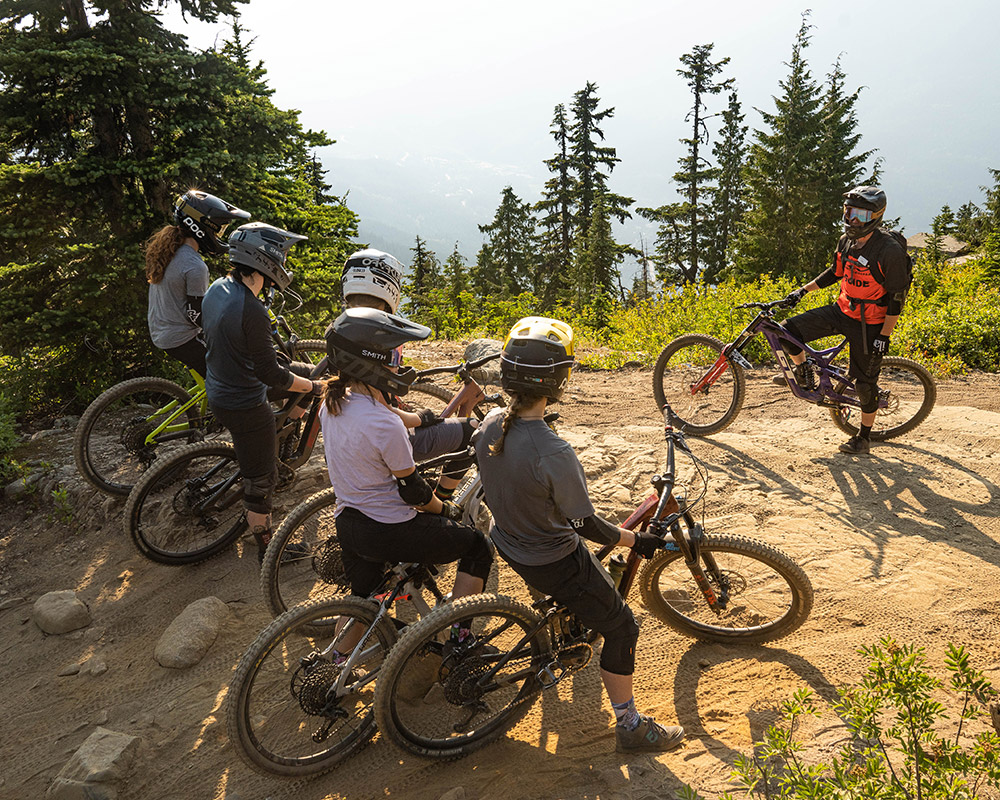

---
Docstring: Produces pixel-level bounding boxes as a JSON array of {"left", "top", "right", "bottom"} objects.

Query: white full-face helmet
[{"left": 341, "top": 248, "right": 404, "bottom": 314}]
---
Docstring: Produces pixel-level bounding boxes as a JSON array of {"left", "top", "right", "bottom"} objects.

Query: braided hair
[{"left": 489, "top": 392, "right": 545, "bottom": 456}]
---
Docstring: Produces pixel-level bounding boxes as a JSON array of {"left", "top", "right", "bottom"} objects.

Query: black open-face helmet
[
  {"left": 843, "top": 185, "right": 887, "bottom": 241},
  {"left": 173, "top": 190, "right": 250, "bottom": 255},
  {"left": 325, "top": 307, "right": 431, "bottom": 396},
  {"left": 227, "top": 222, "right": 307, "bottom": 292},
  {"left": 500, "top": 317, "right": 576, "bottom": 402}
]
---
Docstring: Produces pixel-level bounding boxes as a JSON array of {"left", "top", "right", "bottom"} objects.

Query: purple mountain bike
[{"left": 652, "top": 298, "right": 936, "bottom": 439}]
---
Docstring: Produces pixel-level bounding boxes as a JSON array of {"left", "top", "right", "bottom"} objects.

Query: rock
[
  {"left": 463, "top": 338, "right": 502, "bottom": 384},
  {"left": 154, "top": 597, "right": 231, "bottom": 669},
  {"left": 438, "top": 788, "right": 467, "bottom": 800},
  {"left": 45, "top": 727, "right": 139, "bottom": 800},
  {"left": 88, "top": 659, "right": 109, "bottom": 677},
  {"left": 4, "top": 478, "right": 29, "bottom": 500},
  {"left": 31, "top": 428, "right": 58, "bottom": 440},
  {"left": 0, "top": 596, "right": 25, "bottom": 611},
  {"left": 58, "top": 663, "right": 82, "bottom": 677},
  {"left": 55, "top": 415, "right": 81, "bottom": 430},
  {"left": 33, "top": 591, "right": 92, "bottom": 635}
]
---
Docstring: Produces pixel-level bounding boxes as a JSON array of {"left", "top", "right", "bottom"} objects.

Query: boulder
[
  {"left": 46, "top": 727, "right": 139, "bottom": 800},
  {"left": 154, "top": 596, "right": 231, "bottom": 669},
  {"left": 33, "top": 591, "right": 91, "bottom": 635},
  {"left": 463, "top": 338, "right": 502, "bottom": 385}
]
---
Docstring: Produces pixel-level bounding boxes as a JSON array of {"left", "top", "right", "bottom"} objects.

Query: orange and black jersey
[{"left": 830, "top": 230, "right": 908, "bottom": 324}]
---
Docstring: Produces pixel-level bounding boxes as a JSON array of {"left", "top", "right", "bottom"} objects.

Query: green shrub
[
  {"left": 688, "top": 639, "right": 1000, "bottom": 800},
  {"left": 0, "top": 392, "right": 21, "bottom": 484}
]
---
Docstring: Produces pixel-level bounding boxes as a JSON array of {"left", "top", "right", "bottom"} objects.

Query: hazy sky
[{"left": 170, "top": 0, "right": 1000, "bottom": 239}]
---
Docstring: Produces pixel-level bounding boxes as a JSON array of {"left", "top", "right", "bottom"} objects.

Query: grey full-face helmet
[
  {"left": 227, "top": 222, "right": 308, "bottom": 291},
  {"left": 173, "top": 190, "right": 250, "bottom": 255}
]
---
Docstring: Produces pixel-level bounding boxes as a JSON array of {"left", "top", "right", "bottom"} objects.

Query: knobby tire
[
  {"left": 828, "top": 356, "right": 936, "bottom": 441},
  {"left": 652, "top": 334, "right": 746, "bottom": 436}
]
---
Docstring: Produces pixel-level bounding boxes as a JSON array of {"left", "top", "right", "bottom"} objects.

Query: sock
[
  {"left": 612, "top": 697, "right": 640, "bottom": 730},
  {"left": 859, "top": 424, "right": 873, "bottom": 440},
  {"left": 435, "top": 485, "right": 455, "bottom": 501},
  {"left": 331, "top": 649, "right": 347, "bottom": 666}
]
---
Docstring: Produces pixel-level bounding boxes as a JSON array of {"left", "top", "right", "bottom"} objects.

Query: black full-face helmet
[
  {"left": 843, "top": 185, "right": 887, "bottom": 241},
  {"left": 173, "top": 190, "right": 251, "bottom": 255},
  {"left": 500, "top": 317, "right": 576, "bottom": 402},
  {"left": 227, "top": 223, "right": 308, "bottom": 291},
  {"left": 325, "top": 307, "right": 431, "bottom": 396}
]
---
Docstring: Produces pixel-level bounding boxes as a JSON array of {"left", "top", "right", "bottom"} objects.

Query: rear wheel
[
  {"left": 652, "top": 334, "right": 746, "bottom": 435},
  {"left": 828, "top": 356, "right": 936, "bottom": 441},
  {"left": 124, "top": 441, "right": 245, "bottom": 564},
  {"left": 226, "top": 596, "right": 397, "bottom": 777},
  {"left": 74, "top": 377, "right": 207, "bottom": 496},
  {"left": 639, "top": 533, "right": 813, "bottom": 645},
  {"left": 292, "top": 339, "right": 328, "bottom": 368},
  {"left": 261, "top": 488, "right": 346, "bottom": 624},
  {"left": 409, "top": 381, "right": 503, "bottom": 421},
  {"left": 375, "top": 594, "right": 547, "bottom": 760}
]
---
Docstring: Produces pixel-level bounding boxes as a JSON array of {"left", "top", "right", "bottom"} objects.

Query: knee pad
[
  {"left": 597, "top": 607, "right": 640, "bottom": 676},
  {"left": 856, "top": 381, "right": 878, "bottom": 414},
  {"left": 243, "top": 471, "right": 276, "bottom": 514},
  {"left": 779, "top": 321, "right": 804, "bottom": 357},
  {"left": 458, "top": 530, "right": 495, "bottom": 582}
]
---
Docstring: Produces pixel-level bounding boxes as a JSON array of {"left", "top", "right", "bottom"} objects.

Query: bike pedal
[{"left": 537, "top": 661, "right": 566, "bottom": 689}]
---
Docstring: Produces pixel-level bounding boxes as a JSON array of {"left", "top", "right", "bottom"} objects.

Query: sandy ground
[{"left": 2, "top": 341, "right": 999, "bottom": 800}]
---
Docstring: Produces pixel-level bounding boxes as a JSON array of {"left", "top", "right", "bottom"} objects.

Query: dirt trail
[{"left": 2, "top": 344, "right": 999, "bottom": 800}]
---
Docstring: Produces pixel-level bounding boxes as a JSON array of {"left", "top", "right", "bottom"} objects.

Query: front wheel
[
  {"left": 652, "top": 334, "right": 746, "bottom": 436},
  {"left": 409, "top": 381, "right": 504, "bottom": 421},
  {"left": 261, "top": 487, "right": 347, "bottom": 623},
  {"left": 226, "top": 596, "right": 398, "bottom": 777},
  {"left": 639, "top": 533, "right": 813, "bottom": 645},
  {"left": 828, "top": 356, "right": 936, "bottom": 441},
  {"left": 375, "top": 594, "right": 547, "bottom": 760},
  {"left": 74, "top": 377, "right": 206, "bottom": 496},
  {"left": 123, "top": 441, "right": 245, "bottom": 564}
]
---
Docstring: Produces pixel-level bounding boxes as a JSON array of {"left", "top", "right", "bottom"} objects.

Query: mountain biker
[
  {"left": 474, "top": 316, "right": 686, "bottom": 755},
  {"left": 340, "top": 247, "right": 477, "bottom": 502},
  {"left": 775, "top": 186, "right": 908, "bottom": 455},
  {"left": 319, "top": 306, "right": 493, "bottom": 604},
  {"left": 145, "top": 190, "right": 250, "bottom": 377},
  {"left": 201, "top": 222, "right": 321, "bottom": 560}
]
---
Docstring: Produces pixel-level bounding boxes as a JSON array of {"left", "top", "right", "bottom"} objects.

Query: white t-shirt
[{"left": 320, "top": 391, "right": 417, "bottom": 524}]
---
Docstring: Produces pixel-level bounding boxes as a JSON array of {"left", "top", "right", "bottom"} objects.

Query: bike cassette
[
  {"left": 292, "top": 660, "right": 344, "bottom": 716},
  {"left": 442, "top": 652, "right": 492, "bottom": 705},
  {"left": 120, "top": 420, "right": 157, "bottom": 458},
  {"left": 312, "top": 537, "right": 349, "bottom": 589}
]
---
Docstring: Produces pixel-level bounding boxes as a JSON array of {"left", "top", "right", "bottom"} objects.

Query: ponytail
[
  {"left": 322, "top": 375, "right": 349, "bottom": 415},
  {"left": 144, "top": 225, "right": 186, "bottom": 284},
  {"left": 489, "top": 392, "right": 543, "bottom": 456}
]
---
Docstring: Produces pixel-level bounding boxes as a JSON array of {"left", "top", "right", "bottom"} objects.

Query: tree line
[{"left": 401, "top": 13, "right": 1000, "bottom": 330}]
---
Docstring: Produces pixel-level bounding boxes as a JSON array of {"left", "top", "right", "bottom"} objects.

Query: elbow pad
[
  {"left": 814, "top": 268, "right": 838, "bottom": 289},
  {"left": 887, "top": 294, "right": 904, "bottom": 316},
  {"left": 568, "top": 514, "right": 620, "bottom": 546},
  {"left": 396, "top": 471, "right": 434, "bottom": 506}
]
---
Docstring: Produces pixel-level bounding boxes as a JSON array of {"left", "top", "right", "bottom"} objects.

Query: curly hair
[{"left": 144, "top": 224, "right": 187, "bottom": 284}]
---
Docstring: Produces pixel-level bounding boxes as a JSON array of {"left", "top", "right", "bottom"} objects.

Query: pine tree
[
  {"left": 734, "top": 14, "right": 826, "bottom": 282},
  {"left": 672, "top": 44, "right": 732, "bottom": 283},
  {"left": 983, "top": 168, "right": 1000, "bottom": 232},
  {"left": 810, "top": 55, "right": 875, "bottom": 270},
  {"left": 0, "top": 5, "right": 357, "bottom": 409},
  {"left": 635, "top": 202, "right": 691, "bottom": 286},
  {"left": 475, "top": 186, "right": 537, "bottom": 300},
  {"left": 402, "top": 236, "right": 440, "bottom": 320},
  {"left": 568, "top": 82, "right": 634, "bottom": 233},
  {"left": 703, "top": 89, "right": 747, "bottom": 282},
  {"left": 535, "top": 104, "right": 575, "bottom": 306},
  {"left": 955, "top": 201, "right": 984, "bottom": 247},
  {"left": 442, "top": 243, "right": 469, "bottom": 304}
]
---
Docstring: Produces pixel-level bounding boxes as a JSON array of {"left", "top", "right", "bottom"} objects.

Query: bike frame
[{"left": 695, "top": 302, "right": 889, "bottom": 411}]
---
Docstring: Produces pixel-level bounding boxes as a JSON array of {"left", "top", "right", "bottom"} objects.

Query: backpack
[{"left": 867, "top": 228, "right": 914, "bottom": 303}]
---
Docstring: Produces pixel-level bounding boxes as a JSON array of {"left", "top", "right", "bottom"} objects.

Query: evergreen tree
[
  {"left": 568, "top": 82, "right": 634, "bottom": 233},
  {"left": 983, "top": 168, "right": 1000, "bottom": 231},
  {"left": 672, "top": 43, "right": 732, "bottom": 283},
  {"left": 955, "top": 201, "right": 985, "bottom": 247},
  {"left": 923, "top": 210, "right": 950, "bottom": 268},
  {"left": 703, "top": 89, "right": 747, "bottom": 282},
  {"left": 936, "top": 204, "right": 956, "bottom": 235},
  {"left": 402, "top": 236, "right": 439, "bottom": 320},
  {"left": 734, "top": 15, "right": 827, "bottom": 282},
  {"left": 635, "top": 202, "right": 690, "bottom": 286},
  {"left": 811, "top": 55, "right": 875, "bottom": 271},
  {"left": 535, "top": 104, "right": 575, "bottom": 306},
  {"left": 442, "top": 243, "right": 469, "bottom": 305},
  {"left": 475, "top": 186, "right": 537, "bottom": 300},
  {"left": 0, "top": 5, "right": 357, "bottom": 410}
]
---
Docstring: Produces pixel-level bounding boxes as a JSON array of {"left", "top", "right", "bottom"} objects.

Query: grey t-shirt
[
  {"left": 474, "top": 409, "right": 595, "bottom": 566},
  {"left": 147, "top": 244, "right": 209, "bottom": 349}
]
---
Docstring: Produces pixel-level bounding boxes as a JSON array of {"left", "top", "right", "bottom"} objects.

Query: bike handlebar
[
  {"left": 415, "top": 351, "right": 502, "bottom": 380},
  {"left": 736, "top": 298, "right": 794, "bottom": 312}
]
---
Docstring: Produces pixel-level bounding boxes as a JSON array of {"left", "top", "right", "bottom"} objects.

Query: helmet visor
[
  {"left": 389, "top": 346, "right": 404, "bottom": 368},
  {"left": 844, "top": 205, "right": 875, "bottom": 225}
]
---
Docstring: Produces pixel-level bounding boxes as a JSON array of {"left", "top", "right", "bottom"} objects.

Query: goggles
[
  {"left": 844, "top": 205, "right": 875, "bottom": 224},
  {"left": 389, "top": 346, "right": 404, "bottom": 368}
]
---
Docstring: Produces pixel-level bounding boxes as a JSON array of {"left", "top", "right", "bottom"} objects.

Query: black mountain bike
[
  {"left": 652, "top": 298, "right": 936, "bottom": 438},
  {"left": 372, "top": 405, "right": 814, "bottom": 760}
]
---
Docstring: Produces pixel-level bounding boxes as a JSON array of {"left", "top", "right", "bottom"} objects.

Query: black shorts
[
  {"left": 498, "top": 539, "right": 639, "bottom": 675},
  {"left": 336, "top": 506, "right": 494, "bottom": 597},
  {"left": 783, "top": 304, "right": 884, "bottom": 413},
  {"left": 163, "top": 336, "right": 207, "bottom": 378}
]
